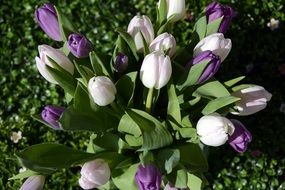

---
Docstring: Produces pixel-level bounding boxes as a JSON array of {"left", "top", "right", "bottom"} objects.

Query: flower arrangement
[{"left": 12, "top": 1, "right": 272, "bottom": 189}]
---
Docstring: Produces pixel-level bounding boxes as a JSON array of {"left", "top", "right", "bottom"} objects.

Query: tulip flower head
[
  {"left": 149, "top": 32, "right": 176, "bottom": 57},
  {"left": 140, "top": 51, "right": 172, "bottom": 89},
  {"left": 193, "top": 33, "right": 232, "bottom": 62},
  {"left": 68, "top": 33, "right": 92, "bottom": 58},
  {"left": 19, "top": 175, "right": 45, "bottom": 190},
  {"left": 159, "top": 0, "right": 186, "bottom": 23},
  {"left": 196, "top": 113, "right": 235, "bottom": 147},
  {"left": 231, "top": 85, "right": 272, "bottom": 116},
  {"left": 113, "top": 53, "right": 129, "bottom": 73},
  {"left": 228, "top": 119, "right": 252, "bottom": 153},
  {"left": 88, "top": 76, "right": 117, "bottom": 106},
  {"left": 35, "top": 45, "right": 74, "bottom": 84},
  {"left": 79, "top": 159, "right": 111, "bottom": 190},
  {"left": 187, "top": 50, "right": 221, "bottom": 84},
  {"left": 135, "top": 164, "right": 162, "bottom": 190},
  {"left": 206, "top": 2, "right": 234, "bottom": 33},
  {"left": 127, "top": 15, "right": 154, "bottom": 52},
  {"left": 41, "top": 105, "right": 65, "bottom": 130},
  {"left": 35, "top": 3, "right": 61, "bottom": 41}
]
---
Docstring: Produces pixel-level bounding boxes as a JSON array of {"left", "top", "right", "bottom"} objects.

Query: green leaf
[
  {"left": 224, "top": 76, "right": 245, "bottom": 87},
  {"left": 167, "top": 81, "right": 181, "bottom": 123},
  {"left": 193, "top": 80, "right": 230, "bottom": 98},
  {"left": 112, "top": 164, "right": 139, "bottom": 190},
  {"left": 9, "top": 170, "right": 39, "bottom": 180},
  {"left": 157, "top": 149, "right": 180, "bottom": 174},
  {"left": 32, "top": 114, "right": 59, "bottom": 130},
  {"left": 55, "top": 7, "right": 75, "bottom": 41},
  {"left": 167, "top": 167, "right": 188, "bottom": 189},
  {"left": 45, "top": 65, "right": 77, "bottom": 96},
  {"left": 232, "top": 84, "right": 254, "bottom": 92},
  {"left": 60, "top": 106, "right": 117, "bottom": 132},
  {"left": 90, "top": 133, "right": 130, "bottom": 154},
  {"left": 187, "top": 173, "right": 203, "bottom": 190},
  {"left": 89, "top": 51, "right": 111, "bottom": 77},
  {"left": 179, "top": 128, "right": 197, "bottom": 140},
  {"left": 139, "top": 151, "right": 154, "bottom": 166},
  {"left": 158, "top": 0, "right": 167, "bottom": 24},
  {"left": 16, "top": 144, "right": 109, "bottom": 174},
  {"left": 74, "top": 61, "right": 94, "bottom": 86},
  {"left": 116, "top": 29, "right": 139, "bottom": 61},
  {"left": 125, "top": 135, "right": 143, "bottom": 147},
  {"left": 116, "top": 72, "right": 137, "bottom": 107},
  {"left": 178, "top": 144, "right": 208, "bottom": 172},
  {"left": 178, "top": 59, "right": 211, "bottom": 90},
  {"left": 202, "top": 96, "right": 241, "bottom": 115},
  {"left": 73, "top": 83, "right": 96, "bottom": 112},
  {"left": 157, "top": 15, "right": 175, "bottom": 35},
  {"left": 206, "top": 17, "right": 224, "bottom": 36},
  {"left": 194, "top": 16, "right": 207, "bottom": 40},
  {"left": 118, "top": 114, "right": 141, "bottom": 137},
  {"left": 126, "top": 109, "right": 173, "bottom": 151}
]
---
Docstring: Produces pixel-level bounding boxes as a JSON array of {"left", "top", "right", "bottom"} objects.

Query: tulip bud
[
  {"left": 206, "top": 2, "right": 234, "bottom": 33},
  {"left": 159, "top": 0, "right": 186, "bottom": 23},
  {"left": 230, "top": 85, "right": 272, "bottom": 116},
  {"left": 113, "top": 53, "right": 129, "bottom": 73},
  {"left": 20, "top": 175, "right": 45, "bottom": 190},
  {"left": 135, "top": 164, "right": 161, "bottom": 190},
  {"left": 228, "top": 119, "right": 252, "bottom": 153},
  {"left": 79, "top": 159, "right": 111, "bottom": 190},
  {"left": 140, "top": 51, "right": 172, "bottom": 89},
  {"left": 186, "top": 50, "right": 221, "bottom": 84},
  {"left": 193, "top": 33, "right": 232, "bottom": 62},
  {"left": 41, "top": 105, "right": 64, "bottom": 130},
  {"left": 149, "top": 33, "right": 176, "bottom": 57},
  {"left": 35, "top": 45, "right": 74, "bottom": 84},
  {"left": 127, "top": 15, "right": 154, "bottom": 52},
  {"left": 68, "top": 33, "right": 92, "bottom": 58},
  {"left": 88, "top": 76, "right": 117, "bottom": 106},
  {"left": 35, "top": 3, "right": 61, "bottom": 41},
  {"left": 196, "top": 113, "right": 235, "bottom": 147}
]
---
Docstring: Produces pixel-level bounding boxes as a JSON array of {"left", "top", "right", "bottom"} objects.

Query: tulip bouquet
[{"left": 13, "top": 1, "right": 272, "bottom": 190}]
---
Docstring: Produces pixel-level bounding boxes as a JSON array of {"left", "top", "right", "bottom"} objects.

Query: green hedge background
[{"left": 1, "top": 0, "right": 285, "bottom": 189}]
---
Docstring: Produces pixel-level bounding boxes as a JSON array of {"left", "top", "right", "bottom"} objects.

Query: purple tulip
[
  {"left": 113, "top": 53, "right": 128, "bottom": 72},
  {"left": 35, "top": 3, "right": 61, "bottom": 41},
  {"left": 206, "top": 1, "right": 234, "bottom": 33},
  {"left": 187, "top": 50, "right": 221, "bottom": 84},
  {"left": 228, "top": 119, "right": 252, "bottom": 153},
  {"left": 41, "top": 105, "right": 65, "bottom": 130},
  {"left": 20, "top": 175, "right": 45, "bottom": 190},
  {"left": 68, "top": 33, "right": 92, "bottom": 58},
  {"left": 135, "top": 164, "right": 161, "bottom": 190}
]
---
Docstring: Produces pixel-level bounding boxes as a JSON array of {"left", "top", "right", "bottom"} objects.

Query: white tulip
[
  {"left": 140, "top": 51, "right": 172, "bottom": 89},
  {"left": 149, "top": 32, "right": 176, "bottom": 57},
  {"left": 127, "top": 15, "right": 154, "bottom": 52},
  {"left": 159, "top": 0, "right": 186, "bottom": 22},
  {"left": 231, "top": 85, "right": 272, "bottom": 116},
  {"left": 196, "top": 114, "right": 235, "bottom": 147},
  {"left": 20, "top": 175, "right": 45, "bottom": 190},
  {"left": 193, "top": 33, "right": 232, "bottom": 62},
  {"left": 35, "top": 45, "right": 74, "bottom": 84},
  {"left": 88, "top": 76, "right": 117, "bottom": 106},
  {"left": 79, "top": 159, "right": 111, "bottom": 190}
]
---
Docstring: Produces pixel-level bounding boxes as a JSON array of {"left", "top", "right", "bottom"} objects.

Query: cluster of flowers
[{"left": 17, "top": 1, "right": 272, "bottom": 190}]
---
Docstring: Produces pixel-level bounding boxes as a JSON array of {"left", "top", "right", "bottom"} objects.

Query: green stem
[
  {"left": 146, "top": 88, "right": 154, "bottom": 113},
  {"left": 110, "top": 102, "right": 120, "bottom": 113}
]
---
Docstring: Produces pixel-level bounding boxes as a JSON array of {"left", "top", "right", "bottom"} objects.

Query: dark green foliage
[{"left": 1, "top": 0, "right": 285, "bottom": 189}]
